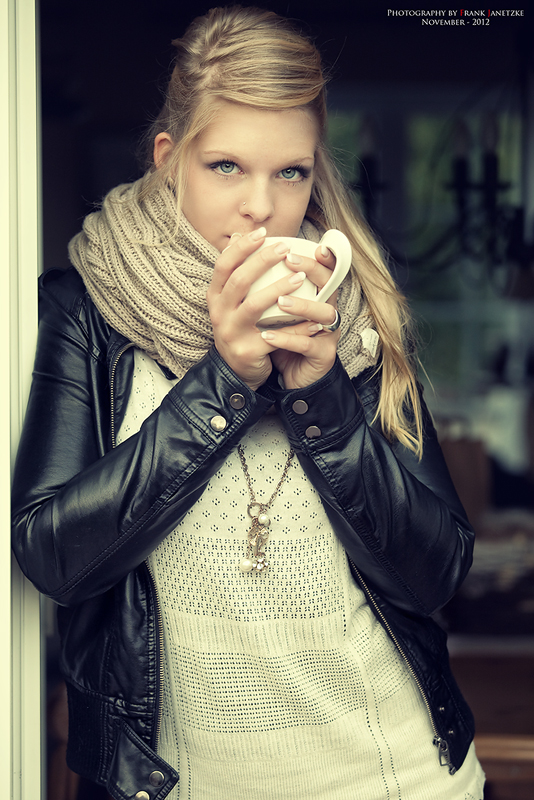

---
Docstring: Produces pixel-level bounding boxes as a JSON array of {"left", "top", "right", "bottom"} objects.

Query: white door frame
[{"left": 1, "top": 0, "right": 44, "bottom": 797}]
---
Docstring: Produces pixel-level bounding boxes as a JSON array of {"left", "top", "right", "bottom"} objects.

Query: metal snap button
[
  {"left": 292, "top": 400, "right": 308, "bottom": 415},
  {"left": 135, "top": 793, "right": 150, "bottom": 800},
  {"left": 305, "top": 425, "right": 321, "bottom": 439},
  {"left": 210, "top": 415, "right": 227, "bottom": 432},
  {"left": 229, "top": 393, "right": 246, "bottom": 409},
  {"left": 149, "top": 770, "right": 165, "bottom": 787}
]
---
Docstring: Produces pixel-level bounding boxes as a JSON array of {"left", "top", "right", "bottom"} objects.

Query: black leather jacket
[{"left": 12, "top": 267, "right": 475, "bottom": 799}]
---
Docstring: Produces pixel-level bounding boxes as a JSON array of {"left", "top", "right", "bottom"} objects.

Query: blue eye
[
  {"left": 280, "top": 167, "right": 300, "bottom": 180},
  {"left": 215, "top": 161, "right": 237, "bottom": 174}
]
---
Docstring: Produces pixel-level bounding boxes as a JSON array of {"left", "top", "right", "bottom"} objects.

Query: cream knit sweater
[{"left": 117, "top": 349, "right": 485, "bottom": 800}]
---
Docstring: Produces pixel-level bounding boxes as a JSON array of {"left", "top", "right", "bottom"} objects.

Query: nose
[{"left": 239, "top": 180, "right": 274, "bottom": 224}]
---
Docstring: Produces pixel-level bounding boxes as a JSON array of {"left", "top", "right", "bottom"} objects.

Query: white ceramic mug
[{"left": 246, "top": 229, "right": 352, "bottom": 328}]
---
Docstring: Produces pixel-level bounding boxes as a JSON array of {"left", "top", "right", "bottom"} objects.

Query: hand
[
  {"left": 262, "top": 245, "right": 341, "bottom": 390},
  {"left": 207, "top": 228, "right": 312, "bottom": 390}
]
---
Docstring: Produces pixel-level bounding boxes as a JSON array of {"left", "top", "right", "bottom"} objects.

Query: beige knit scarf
[{"left": 68, "top": 176, "right": 379, "bottom": 380}]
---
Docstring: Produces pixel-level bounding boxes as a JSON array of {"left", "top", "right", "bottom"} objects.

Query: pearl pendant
[
  {"left": 258, "top": 512, "right": 271, "bottom": 527},
  {"left": 239, "top": 557, "right": 254, "bottom": 572},
  {"left": 247, "top": 502, "right": 262, "bottom": 519}
]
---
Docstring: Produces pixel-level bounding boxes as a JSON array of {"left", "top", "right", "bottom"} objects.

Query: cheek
[
  {"left": 184, "top": 183, "right": 212, "bottom": 225},
  {"left": 284, "top": 187, "right": 313, "bottom": 222},
  {"left": 183, "top": 165, "right": 211, "bottom": 211},
  {"left": 196, "top": 184, "right": 227, "bottom": 217}
]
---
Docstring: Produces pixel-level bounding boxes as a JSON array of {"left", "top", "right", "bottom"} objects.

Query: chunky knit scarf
[{"left": 68, "top": 176, "right": 379, "bottom": 380}]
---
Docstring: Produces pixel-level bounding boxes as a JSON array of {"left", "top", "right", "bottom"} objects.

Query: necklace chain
[{"left": 237, "top": 444, "right": 295, "bottom": 574}]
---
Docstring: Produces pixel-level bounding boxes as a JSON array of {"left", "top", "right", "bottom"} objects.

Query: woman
[{"left": 12, "top": 6, "right": 484, "bottom": 799}]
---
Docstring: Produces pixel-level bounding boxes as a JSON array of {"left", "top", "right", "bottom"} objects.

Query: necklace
[{"left": 237, "top": 444, "right": 295, "bottom": 574}]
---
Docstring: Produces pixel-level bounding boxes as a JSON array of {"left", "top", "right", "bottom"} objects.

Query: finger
[
  {"left": 237, "top": 270, "right": 308, "bottom": 326},
  {"left": 209, "top": 227, "right": 267, "bottom": 294},
  {"left": 221, "top": 231, "right": 243, "bottom": 252},
  {"left": 283, "top": 252, "right": 334, "bottom": 290},
  {"left": 209, "top": 241, "right": 306, "bottom": 330},
  {"left": 260, "top": 326, "right": 338, "bottom": 356},
  {"left": 212, "top": 237, "right": 299, "bottom": 303},
  {"left": 275, "top": 295, "right": 339, "bottom": 327},
  {"left": 315, "top": 243, "right": 337, "bottom": 269},
  {"left": 220, "top": 242, "right": 299, "bottom": 314}
]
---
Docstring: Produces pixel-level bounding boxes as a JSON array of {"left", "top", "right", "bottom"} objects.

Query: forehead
[{"left": 197, "top": 102, "right": 318, "bottom": 160}]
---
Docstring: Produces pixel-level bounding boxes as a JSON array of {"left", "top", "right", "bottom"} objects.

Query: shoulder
[
  {"left": 39, "top": 266, "right": 88, "bottom": 318},
  {"left": 38, "top": 267, "right": 118, "bottom": 362}
]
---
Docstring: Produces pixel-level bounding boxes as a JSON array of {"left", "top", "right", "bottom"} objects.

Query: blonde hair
[{"left": 144, "top": 5, "right": 423, "bottom": 456}]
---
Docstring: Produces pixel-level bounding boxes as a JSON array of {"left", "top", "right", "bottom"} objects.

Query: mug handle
[{"left": 314, "top": 229, "right": 353, "bottom": 303}]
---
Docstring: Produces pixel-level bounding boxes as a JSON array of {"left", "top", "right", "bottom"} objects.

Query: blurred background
[{"left": 39, "top": 1, "right": 534, "bottom": 798}]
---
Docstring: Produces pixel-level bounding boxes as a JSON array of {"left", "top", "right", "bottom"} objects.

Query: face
[{"left": 179, "top": 102, "right": 318, "bottom": 252}]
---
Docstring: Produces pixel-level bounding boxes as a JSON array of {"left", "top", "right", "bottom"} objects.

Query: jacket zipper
[
  {"left": 109, "top": 341, "right": 165, "bottom": 753},
  {"left": 109, "top": 342, "right": 135, "bottom": 449},
  {"left": 145, "top": 559, "right": 165, "bottom": 753},
  {"left": 347, "top": 556, "right": 456, "bottom": 774}
]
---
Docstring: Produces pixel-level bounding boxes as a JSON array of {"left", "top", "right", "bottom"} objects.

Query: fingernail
[
  {"left": 320, "top": 244, "right": 331, "bottom": 258},
  {"left": 308, "top": 323, "right": 323, "bottom": 333},
  {"left": 286, "top": 252, "right": 301, "bottom": 265},
  {"left": 222, "top": 232, "right": 242, "bottom": 252},
  {"left": 250, "top": 227, "right": 267, "bottom": 241},
  {"left": 278, "top": 295, "right": 293, "bottom": 308},
  {"left": 261, "top": 330, "right": 276, "bottom": 341},
  {"left": 274, "top": 242, "right": 290, "bottom": 255},
  {"left": 288, "top": 271, "right": 306, "bottom": 285}
]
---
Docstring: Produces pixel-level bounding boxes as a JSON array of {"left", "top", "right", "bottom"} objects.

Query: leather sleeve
[
  {"left": 269, "top": 357, "right": 474, "bottom": 617},
  {"left": 11, "top": 277, "right": 273, "bottom": 606}
]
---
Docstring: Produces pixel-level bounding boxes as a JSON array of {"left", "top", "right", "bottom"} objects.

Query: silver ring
[{"left": 322, "top": 308, "right": 341, "bottom": 333}]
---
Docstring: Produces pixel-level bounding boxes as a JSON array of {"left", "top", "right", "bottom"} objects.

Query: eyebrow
[{"left": 202, "top": 150, "right": 315, "bottom": 164}]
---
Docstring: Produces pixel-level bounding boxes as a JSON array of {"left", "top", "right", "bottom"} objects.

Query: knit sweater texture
[{"left": 117, "top": 349, "right": 485, "bottom": 800}]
